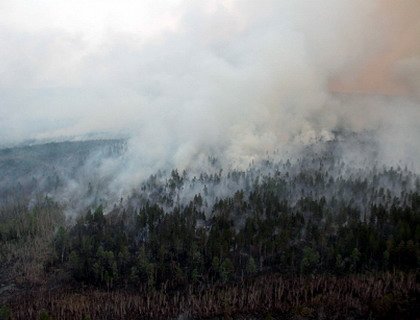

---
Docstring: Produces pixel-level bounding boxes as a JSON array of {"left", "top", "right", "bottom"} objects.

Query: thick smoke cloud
[{"left": 0, "top": 0, "right": 419, "bottom": 186}]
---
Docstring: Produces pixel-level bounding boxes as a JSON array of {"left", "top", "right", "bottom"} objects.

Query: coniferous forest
[
  {"left": 1, "top": 0, "right": 420, "bottom": 319},
  {"left": 0, "top": 139, "right": 419, "bottom": 319}
]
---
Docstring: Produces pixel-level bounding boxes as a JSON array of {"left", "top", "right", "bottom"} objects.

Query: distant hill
[{"left": 0, "top": 139, "right": 126, "bottom": 202}]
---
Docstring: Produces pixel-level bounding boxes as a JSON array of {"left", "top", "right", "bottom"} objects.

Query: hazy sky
[
  {"left": 0, "top": 0, "right": 419, "bottom": 172},
  {"left": 0, "top": 0, "right": 186, "bottom": 142}
]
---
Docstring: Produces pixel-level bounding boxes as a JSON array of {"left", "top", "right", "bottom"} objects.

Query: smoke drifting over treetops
[{"left": 0, "top": 0, "right": 419, "bottom": 182}]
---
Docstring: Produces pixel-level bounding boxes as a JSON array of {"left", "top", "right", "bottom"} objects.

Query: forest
[
  {"left": 0, "top": 140, "right": 419, "bottom": 319},
  {"left": 1, "top": 0, "right": 419, "bottom": 318}
]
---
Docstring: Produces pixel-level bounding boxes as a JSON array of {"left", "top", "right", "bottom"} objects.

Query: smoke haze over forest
[
  {"left": 1, "top": 3, "right": 420, "bottom": 319},
  {"left": 0, "top": 0, "right": 419, "bottom": 187}
]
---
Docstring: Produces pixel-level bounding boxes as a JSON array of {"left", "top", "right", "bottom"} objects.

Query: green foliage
[
  {"left": 0, "top": 306, "right": 11, "bottom": 320},
  {"left": 246, "top": 256, "right": 257, "bottom": 274},
  {"left": 51, "top": 174, "right": 419, "bottom": 291},
  {"left": 0, "top": 198, "right": 65, "bottom": 286},
  {"left": 38, "top": 310, "right": 51, "bottom": 320},
  {"left": 2, "top": 144, "right": 419, "bottom": 318},
  {"left": 300, "top": 247, "right": 320, "bottom": 274},
  {"left": 53, "top": 226, "right": 69, "bottom": 263},
  {"left": 130, "top": 246, "right": 155, "bottom": 288},
  {"left": 220, "top": 258, "right": 234, "bottom": 283},
  {"left": 350, "top": 248, "right": 361, "bottom": 272}
]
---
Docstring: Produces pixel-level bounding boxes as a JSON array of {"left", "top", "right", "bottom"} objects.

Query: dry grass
[{"left": 5, "top": 272, "right": 418, "bottom": 319}]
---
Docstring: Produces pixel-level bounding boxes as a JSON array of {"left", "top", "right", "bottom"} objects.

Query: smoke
[{"left": 0, "top": 0, "right": 419, "bottom": 193}]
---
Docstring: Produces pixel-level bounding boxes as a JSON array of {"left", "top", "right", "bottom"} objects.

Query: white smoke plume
[{"left": 0, "top": 0, "right": 419, "bottom": 196}]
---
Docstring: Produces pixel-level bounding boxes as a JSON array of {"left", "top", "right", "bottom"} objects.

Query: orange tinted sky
[{"left": 330, "top": 0, "right": 420, "bottom": 96}]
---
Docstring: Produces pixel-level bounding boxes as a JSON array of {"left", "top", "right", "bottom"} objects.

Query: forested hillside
[
  {"left": 0, "top": 138, "right": 419, "bottom": 319},
  {"left": 0, "top": 139, "right": 125, "bottom": 203}
]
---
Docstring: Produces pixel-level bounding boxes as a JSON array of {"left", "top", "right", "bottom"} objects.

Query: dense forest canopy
[
  {"left": 0, "top": 137, "right": 418, "bottom": 319},
  {"left": 1, "top": 137, "right": 419, "bottom": 284}
]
